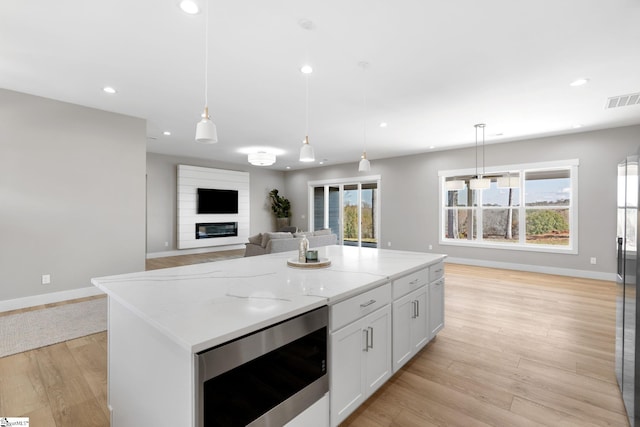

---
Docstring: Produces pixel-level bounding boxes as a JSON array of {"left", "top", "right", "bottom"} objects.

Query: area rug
[{"left": 0, "top": 297, "right": 107, "bottom": 358}]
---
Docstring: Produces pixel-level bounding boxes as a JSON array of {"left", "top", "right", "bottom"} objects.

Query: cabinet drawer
[
  {"left": 392, "top": 268, "right": 428, "bottom": 300},
  {"left": 429, "top": 261, "right": 445, "bottom": 282},
  {"left": 331, "top": 283, "right": 391, "bottom": 331}
]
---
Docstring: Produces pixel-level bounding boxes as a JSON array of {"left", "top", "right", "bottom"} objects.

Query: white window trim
[
  {"left": 307, "top": 175, "right": 382, "bottom": 246},
  {"left": 438, "top": 159, "right": 579, "bottom": 254}
]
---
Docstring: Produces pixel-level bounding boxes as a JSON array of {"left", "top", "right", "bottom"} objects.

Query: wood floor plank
[{"left": 35, "top": 343, "right": 109, "bottom": 427}]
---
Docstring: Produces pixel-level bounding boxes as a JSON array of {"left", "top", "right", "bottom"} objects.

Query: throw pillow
[
  {"left": 294, "top": 231, "right": 313, "bottom": 238},
  {"left": 313, "top": 229, "right": 332, "bottom": 236},
  {"left": 261, "top": 232, "right": 292, "bottom": 248},
  {"left": 247, "top": 233, "right": 262, "bottom": 245}
]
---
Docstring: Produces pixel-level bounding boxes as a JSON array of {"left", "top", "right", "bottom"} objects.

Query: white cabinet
[
  {"left": 329, "top": 284, "right": 392, "bottom": 427},
  {"left": 429, "top": 277, "right": 445, "bottom": 338},
  {"left": 392, "top": 286, "right": 429, "bottom": 372},
  {"left": 391, "top": 267, "right": 429, "bottom": 372}
]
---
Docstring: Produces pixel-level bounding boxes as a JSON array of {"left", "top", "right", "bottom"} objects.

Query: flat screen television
[{"left": 197, "top": 188, "right": 239, "bottom": 214}]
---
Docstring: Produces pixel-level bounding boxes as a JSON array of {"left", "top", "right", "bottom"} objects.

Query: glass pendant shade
[
  {"left": 299, "top": 136, "right": 315, "bottom": 162},
  {"left": 469, "top": 177, "right": 491, "bottom": 190},
  {"left": 248, "top": 152, "right": 276, "bottom": 166},
  {"left": 358, "top": 152, "right": 371, "bottom": 172},
  {"left": 445, "top": 180, "right": 466, "bottom": 190},
  {"left": 195, "top": 110, "right": 218, "bottom": 144}
]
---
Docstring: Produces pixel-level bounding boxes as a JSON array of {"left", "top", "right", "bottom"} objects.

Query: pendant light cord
[
  {"left": 482, "top": 124, "right": 485, "bottom": 176},
  {"left": 474, "top": 123, "right": 486, "bottom": 177},
  {"left": 204, "top": 0, "right": 209, "bottom": 111},
  {"left": 363, "top": 65, "right": 367, "bottom": 153},
  {"left": 475, "top": 125, "right": 479, "bottom": 177},
  {"left": 305, "top": 74, "right": 310, "bottom": 137}
]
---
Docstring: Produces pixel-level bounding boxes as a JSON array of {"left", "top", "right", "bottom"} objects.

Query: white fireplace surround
[{"left": 177, "top": 165, "right": 249, "bottom": 249}]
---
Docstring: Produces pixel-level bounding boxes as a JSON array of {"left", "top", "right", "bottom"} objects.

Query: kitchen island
[{"left": 93, "top": 245, "right": 446, "bottom": 426}]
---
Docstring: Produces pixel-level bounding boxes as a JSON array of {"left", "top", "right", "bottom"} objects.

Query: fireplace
[{"left": 196, "top": 222, "right": 238, "bottom": 239}]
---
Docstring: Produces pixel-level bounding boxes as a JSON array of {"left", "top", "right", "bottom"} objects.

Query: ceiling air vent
[{"left": 606, "top": 92, "right": 640, "bottom": 109}]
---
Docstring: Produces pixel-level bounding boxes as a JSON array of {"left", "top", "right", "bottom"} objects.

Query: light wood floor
[{"left": 0, "top": 255, "right": 629, "bottom": 426}]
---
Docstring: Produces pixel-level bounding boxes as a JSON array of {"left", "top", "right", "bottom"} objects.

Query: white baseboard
[
  {"left": 0, "top": 286, "right": 105, "bottom": 313},
  {"left": 445, "top": 257, "right": 616, "bottom": 282},
  {"left": 146, "top": 244, "right": 245, "bottom": 259}
]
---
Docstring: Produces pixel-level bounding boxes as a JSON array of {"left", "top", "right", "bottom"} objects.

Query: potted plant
[{"left": 269, "top": 189, "right": 291, "bottom": 230}]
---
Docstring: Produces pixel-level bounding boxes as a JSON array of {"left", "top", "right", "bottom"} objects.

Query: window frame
[{"left": 438, "top": 159, "right": 579, "bottom": 254}]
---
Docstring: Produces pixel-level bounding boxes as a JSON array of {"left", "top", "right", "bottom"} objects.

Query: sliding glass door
[{"left": 310, "top": 177, "right": 380, "bottom": 248}]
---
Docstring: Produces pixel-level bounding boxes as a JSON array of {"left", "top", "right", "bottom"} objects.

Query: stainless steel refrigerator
[{"left": 617, "top": 155, "right": 639, "bottom": 426}]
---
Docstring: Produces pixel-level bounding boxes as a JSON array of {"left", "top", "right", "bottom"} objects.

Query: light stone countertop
[{"left": 92, "top": 245, "right": 445, "bottom": 353}]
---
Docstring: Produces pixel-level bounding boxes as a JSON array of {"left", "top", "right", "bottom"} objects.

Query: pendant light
[
  {"left": 358, "top": 61, "right": 371, "bottom": 172},
  {"left": 445, "top": 179, "right": 466, "bottom": 191},
  {"left": 497, "top": 173, "right": 520, "bottom": 188},
  {"left": 469, "top": 123, "right": 490, "bottom": 190},
  {"left": 195, "top": 0, "right": 218, "bottom": 144},
  {"left": 299, "top": 65, "right": 315, "bottom": 162}
]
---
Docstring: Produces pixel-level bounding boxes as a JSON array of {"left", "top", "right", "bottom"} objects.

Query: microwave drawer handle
[{"left": 360, "top": 299, "right": 376, "bottom": 308}]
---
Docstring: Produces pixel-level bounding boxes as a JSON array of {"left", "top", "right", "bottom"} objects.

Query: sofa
[{"left": 244, "top": 229, "right": 338, "bottom": 257}]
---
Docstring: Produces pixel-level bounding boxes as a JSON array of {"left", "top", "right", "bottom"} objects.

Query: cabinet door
[
  {"left": 429, "top": 278, "right": 445, "bottom": 338},
  {"left": 364, "top": 305, "right": 392, "bottom": 396},
  {"left": 412, "top": 286, "right": 429, "bottom": 351},
  {"left": 392, "top": 287, "right": 429, "bottom": 372},
  {"left": 330, "top": 318, "right": 366, "bottom": 426},
  {"left": 392, "top": 293, "right": 413, "bottom": 372}
]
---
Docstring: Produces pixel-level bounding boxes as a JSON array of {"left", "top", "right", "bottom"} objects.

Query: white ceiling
[{"left": 2, "top": 0, "right": 640, "bottom": 170}]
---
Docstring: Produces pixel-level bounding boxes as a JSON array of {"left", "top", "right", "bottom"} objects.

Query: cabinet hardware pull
[
  {"left": 360, "top": 299, "right": 376, "bottom": 308},
  {"left": 363, "top": 329, "right": 369, "bottom": 352},
  {"left": 368, "top": 326, "right": 374, "bottom": 349},
  {"left": 416, "top": 300, "right": 419, "bottom": 317},
  {"left": 411, "top": 300, "right": 417, "bottom": 318},
  {"left": 409, "top": 279, "right": 419, "bottom": 285}
]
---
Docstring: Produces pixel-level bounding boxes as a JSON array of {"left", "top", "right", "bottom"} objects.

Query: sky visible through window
[{"left": 480, "top": 178, "right": 570, "bottom": 206}]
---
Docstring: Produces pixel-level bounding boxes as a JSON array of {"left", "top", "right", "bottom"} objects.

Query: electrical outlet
[
  {"left": 164, "top": 241, "right": 169, "bottom": 247},
  {"left": 428, "top": 244, "right": 433, "bottom": 250},
  {"left": 387, "top": 241, "right": 391, "bottom": 247},
  {"left": 42, "top": 274, "right": 51, "bottom": 285},
  {"left": 590, "top": 257, "right": 597, "bottom": 265}
]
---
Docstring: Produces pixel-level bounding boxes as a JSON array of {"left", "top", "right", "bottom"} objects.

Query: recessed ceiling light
[
  {"left": 429, "top": 146, "right": 435, "bottom": 149},
  {"left": 286, "top": 166, "right": 291, "bottom": 170},
  {"left": 300, "top": 65, "right": 313, "bottom": 74},
  {"left": 572, "top": 124, "right": 583, "bottom": 129},
  {"left": 163, "top": 131, "right": 171, "bottom": 136},
  {"left": 570, "top": 78, "right": 590, "bottom": 87},
  {"left": 179, "top": 0, "right": 199, "bottom": 14},
  {"left": 103, "top": 86, "right": 117, "bottom": 94},
  {"left": 298, "top": 19, "right": 315, "bottom": 31},
  {"left": 379, "top": 122, "right": 388, "bottom": 128}
]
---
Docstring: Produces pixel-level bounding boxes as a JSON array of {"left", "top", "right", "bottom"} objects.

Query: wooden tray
[{"left": 287, "top": 257, "right": 331, "bottom": 269}]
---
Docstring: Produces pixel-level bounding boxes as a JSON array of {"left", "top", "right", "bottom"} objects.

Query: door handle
[
  {"left": 363, "top": 329, "right": 369, "bottom": 352},
  {"left": 368, "top": 326, "right": 374, "bottom": 349}
]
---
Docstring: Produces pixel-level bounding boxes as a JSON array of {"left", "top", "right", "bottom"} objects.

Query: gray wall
[
  {"left": 0, "top": 89, "right": 146, "bottom": 301},
  {"left": 146, "top": 152, "right": 287, "bottom": 254},
  {"left": 284, "top": 125, "right": 640, "bottom": 277}
]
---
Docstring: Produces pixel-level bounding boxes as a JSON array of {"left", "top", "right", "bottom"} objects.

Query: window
[
  {"left": 439, "top": 160, "right": 578, "bottom": 253},
  {"left": 309, "top": 176, "right": 381, "bottom": 248}
]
